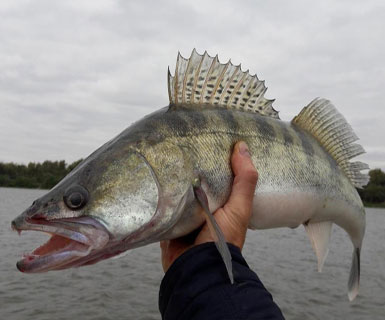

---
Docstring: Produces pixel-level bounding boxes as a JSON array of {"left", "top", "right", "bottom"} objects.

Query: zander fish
[{"left": 11, "top": 50, "right": 369, "bottom": 301}]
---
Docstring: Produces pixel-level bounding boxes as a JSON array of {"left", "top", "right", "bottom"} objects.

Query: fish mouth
[{"left": 11, "top": 216, "right": 110, "bottom": 273}]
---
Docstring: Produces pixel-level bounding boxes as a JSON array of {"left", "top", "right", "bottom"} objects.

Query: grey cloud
[{"left": 0, "top": 0, "right": 384, "bottom": 171}]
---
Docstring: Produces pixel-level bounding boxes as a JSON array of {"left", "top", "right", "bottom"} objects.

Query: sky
[{"left": 0, "top": 0, "right": 384, "bottom": 170}]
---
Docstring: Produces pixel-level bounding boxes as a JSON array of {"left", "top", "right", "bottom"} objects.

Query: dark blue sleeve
[{"left": 159, "top": 242, "right": 285, "bottom": 320}]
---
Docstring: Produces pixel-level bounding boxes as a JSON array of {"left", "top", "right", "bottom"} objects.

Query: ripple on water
[{"left": 1, "top": 187, "right": 385, "bottom": 319}]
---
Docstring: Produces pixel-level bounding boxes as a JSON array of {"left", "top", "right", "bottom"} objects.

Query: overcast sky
[{"left": 0, "top": 0, "right": 384, "bottom": 170}]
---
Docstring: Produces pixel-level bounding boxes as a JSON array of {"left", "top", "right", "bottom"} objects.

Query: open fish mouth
[{"left": 11, "top": 217, "right": 110, "bottom": 273}]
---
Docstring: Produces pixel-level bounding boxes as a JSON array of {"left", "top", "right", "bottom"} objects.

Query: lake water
[{"left": 0, "top": 187, "right": 384, "bottom": 319}]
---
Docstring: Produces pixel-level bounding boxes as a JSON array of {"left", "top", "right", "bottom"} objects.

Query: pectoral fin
[
  {"left": 304, "top": 221, "right": 332, "bottom": 272},
  {"left": 193, "top": 180, "right": 234, "bottom": 284}
]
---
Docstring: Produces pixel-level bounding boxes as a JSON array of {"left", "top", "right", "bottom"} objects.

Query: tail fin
[
  {"left": 292, "top": 98, "right": 369, "bottom": 188},
  {"left": 348, "top": 247, "right": 360, "bottom": 301}
]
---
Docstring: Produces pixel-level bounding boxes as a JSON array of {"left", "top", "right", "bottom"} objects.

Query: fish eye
[{"left": 63, "top": 185, "right": 89, "bottom": 210}]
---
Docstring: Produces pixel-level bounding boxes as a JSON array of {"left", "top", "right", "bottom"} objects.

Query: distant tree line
[
  {"left": 0, "top": 160, "right": 82, "bottom": 189},
  {"left": 357, "top": 169, "right": 385, "bottom": 207},
  {"left": 0, "top": 160, "right": 384, "bottom": 207}
]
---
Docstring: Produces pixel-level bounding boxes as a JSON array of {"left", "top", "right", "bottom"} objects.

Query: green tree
[
  {"left": 369, "top": 169, "right": 385, "bottom": 187},
  {"left": 0, "top": 159, "right": 84, "bottom": 189},
  {"left": 358, "top": 168, "right": 385, "bottom": 206}
]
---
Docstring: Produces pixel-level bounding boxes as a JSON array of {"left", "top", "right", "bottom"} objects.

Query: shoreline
[{"left": 1, "top": 186, "right": 384, "bottom": 209}]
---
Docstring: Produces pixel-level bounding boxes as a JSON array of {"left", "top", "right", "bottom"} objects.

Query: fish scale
[{"left": 12, "top": 50, "right": 368, "bottom": 302}]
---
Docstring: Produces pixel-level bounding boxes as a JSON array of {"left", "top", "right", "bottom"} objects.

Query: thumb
[{"left": 225, "top": 141, "right": 258, "bottom": 224}]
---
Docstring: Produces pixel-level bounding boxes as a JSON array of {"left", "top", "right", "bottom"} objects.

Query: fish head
[{"left": 11, "top": 147, "right": 163, "bottom": 273}]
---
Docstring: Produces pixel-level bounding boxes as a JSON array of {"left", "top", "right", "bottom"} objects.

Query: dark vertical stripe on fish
[
  {"left": 218, "top": 109, "right": 239, "bottom": 133},
  {"left": 254, "top": 117, "right": 276, "bottom": 139},
  {"left": 185, "top": 110, "right": 209, "bottom": 129},
  {"left": 292, "top": 126, "right": 315, "bottom": 157},
  {"left": 281, "top": 125, "right": 294, "bottom": 147},
  {"left": 167, "top": 112, "right": 191, "bottom": 136}
]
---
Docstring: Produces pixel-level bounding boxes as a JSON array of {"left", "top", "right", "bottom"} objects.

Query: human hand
[{"left": 160, "top": 141, "right": 258, "bottom": 272}]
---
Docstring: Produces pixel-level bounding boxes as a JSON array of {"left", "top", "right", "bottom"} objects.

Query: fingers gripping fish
[{"left": 11, "top": 50, "right": 369, "bottom": 301}]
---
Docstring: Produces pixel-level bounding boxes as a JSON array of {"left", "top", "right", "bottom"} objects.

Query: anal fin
[
  {"left": 304, "top": 221, "right": 332, "bottom": 272},
  {"left": 193, "top": 181, "right": 234, "bottom": 284}
]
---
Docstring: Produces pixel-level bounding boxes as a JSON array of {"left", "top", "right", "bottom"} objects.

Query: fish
[{"left": 11, "top": 49, "right": 369, "bottom": 301}]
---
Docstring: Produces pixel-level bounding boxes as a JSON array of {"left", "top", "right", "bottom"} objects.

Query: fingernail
[{"left": 239, "top": 142, "right": 250, "bottom": 157}]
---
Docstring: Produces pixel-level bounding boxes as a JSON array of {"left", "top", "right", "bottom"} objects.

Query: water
[{"left": 0, "top": 187, "right": 384, "bottom": 319}]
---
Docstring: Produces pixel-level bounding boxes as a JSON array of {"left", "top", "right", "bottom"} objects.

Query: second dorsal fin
[
  {"left": 292, "top": 98, "right": 369, "bottom": 188},
  {"left": 168, "top": 49, "right": 279, "bottom": 119}
]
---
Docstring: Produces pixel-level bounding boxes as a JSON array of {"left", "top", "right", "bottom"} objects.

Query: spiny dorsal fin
[
  {"left": 168, "top": 49, "right": 279, "bottom": 119},
  {"left": 293, "top": 98, "right": 369, "bottom": 188}
]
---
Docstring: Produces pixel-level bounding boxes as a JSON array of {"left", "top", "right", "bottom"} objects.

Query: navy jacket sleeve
[{"left": 159, "top": 242, "right": 285, "bottom": 320}]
